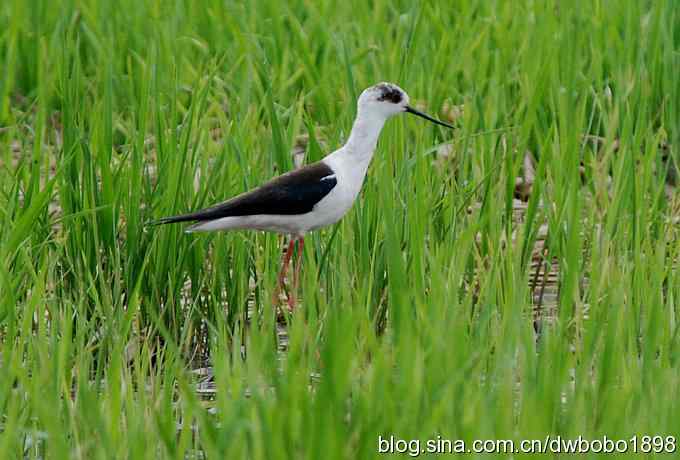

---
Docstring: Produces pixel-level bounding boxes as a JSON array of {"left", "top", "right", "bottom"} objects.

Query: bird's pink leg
[
  {"left": 272, "top": 238, "right": 296, "bottom": 307},
  {"left": 288, "top": 237, "right": 305, "bottom": 311}
]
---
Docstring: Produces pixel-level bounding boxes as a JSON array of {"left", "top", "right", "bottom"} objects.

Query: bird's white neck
[
  {"left": 344, "top": 110, "right": 387, "bottom": 165},
  {"left": 319, "top": 109, "right": 390, "bottom": 217}
]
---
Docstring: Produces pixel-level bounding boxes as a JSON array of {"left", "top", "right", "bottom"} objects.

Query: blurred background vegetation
[{"left": 0, "top": 0, "right": 678, "bottom": 458}]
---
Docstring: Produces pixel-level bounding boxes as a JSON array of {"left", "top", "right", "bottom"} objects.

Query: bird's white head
[
  {"left": 357, "top": 82, "right": 410, "bottom": 118},
  {"left": 356, "top": 82, "right": 455, "bottom": 129}
]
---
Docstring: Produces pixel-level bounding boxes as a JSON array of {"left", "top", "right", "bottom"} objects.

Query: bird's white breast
[{"left": 306, "top": 150, "right": 370, "bottom": 228}]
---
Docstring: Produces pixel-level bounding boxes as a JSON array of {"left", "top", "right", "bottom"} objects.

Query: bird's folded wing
[{"left": 153, "top": 161, "right": 337, "bottom": 225}]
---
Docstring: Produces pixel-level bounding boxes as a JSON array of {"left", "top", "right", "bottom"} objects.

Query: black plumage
[
  {"left": 376, "top": 83, "right": 403, "bottom": 104},
  {"left": 152, "top": 162, "right": 337, "bottom": 225}
]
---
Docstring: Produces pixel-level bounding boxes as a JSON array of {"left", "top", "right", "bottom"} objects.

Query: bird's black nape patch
[{"left": 376, "top": 84, "right": 403, "bottom": 104}]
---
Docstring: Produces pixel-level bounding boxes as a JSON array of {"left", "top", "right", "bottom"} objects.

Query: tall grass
[{"left": 1, "top": 0, "right": 679, "bottom": 458}]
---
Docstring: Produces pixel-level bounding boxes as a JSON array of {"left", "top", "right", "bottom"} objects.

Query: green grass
[{"left": 1, "top": 0, "right": 679, "bottom": 458}]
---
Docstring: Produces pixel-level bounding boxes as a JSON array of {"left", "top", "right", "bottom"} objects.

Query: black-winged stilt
[{"left": 151, "top": 82, "right": 454, "bottom": 309}]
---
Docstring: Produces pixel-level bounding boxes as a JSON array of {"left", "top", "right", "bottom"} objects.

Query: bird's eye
[{"left": 377, "top": 87, "right": 403, "bottom": 104}]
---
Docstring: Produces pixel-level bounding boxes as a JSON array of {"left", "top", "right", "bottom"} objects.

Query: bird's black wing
[{"left": 151, "top": 161, "right": 337, "bottom": 225}]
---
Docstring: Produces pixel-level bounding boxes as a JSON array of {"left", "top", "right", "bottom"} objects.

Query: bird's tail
[{"left": 145, "top": 213, "right": 197, "bottom": 227}]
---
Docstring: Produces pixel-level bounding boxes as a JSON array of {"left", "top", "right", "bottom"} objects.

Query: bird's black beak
[{"left": 404, "top": 105, "right": 455, "bottom": 129}]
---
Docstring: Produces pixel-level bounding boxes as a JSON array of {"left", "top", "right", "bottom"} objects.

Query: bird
[{"left": 150, "top": 82, "right": 454, "bottom": 310}]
